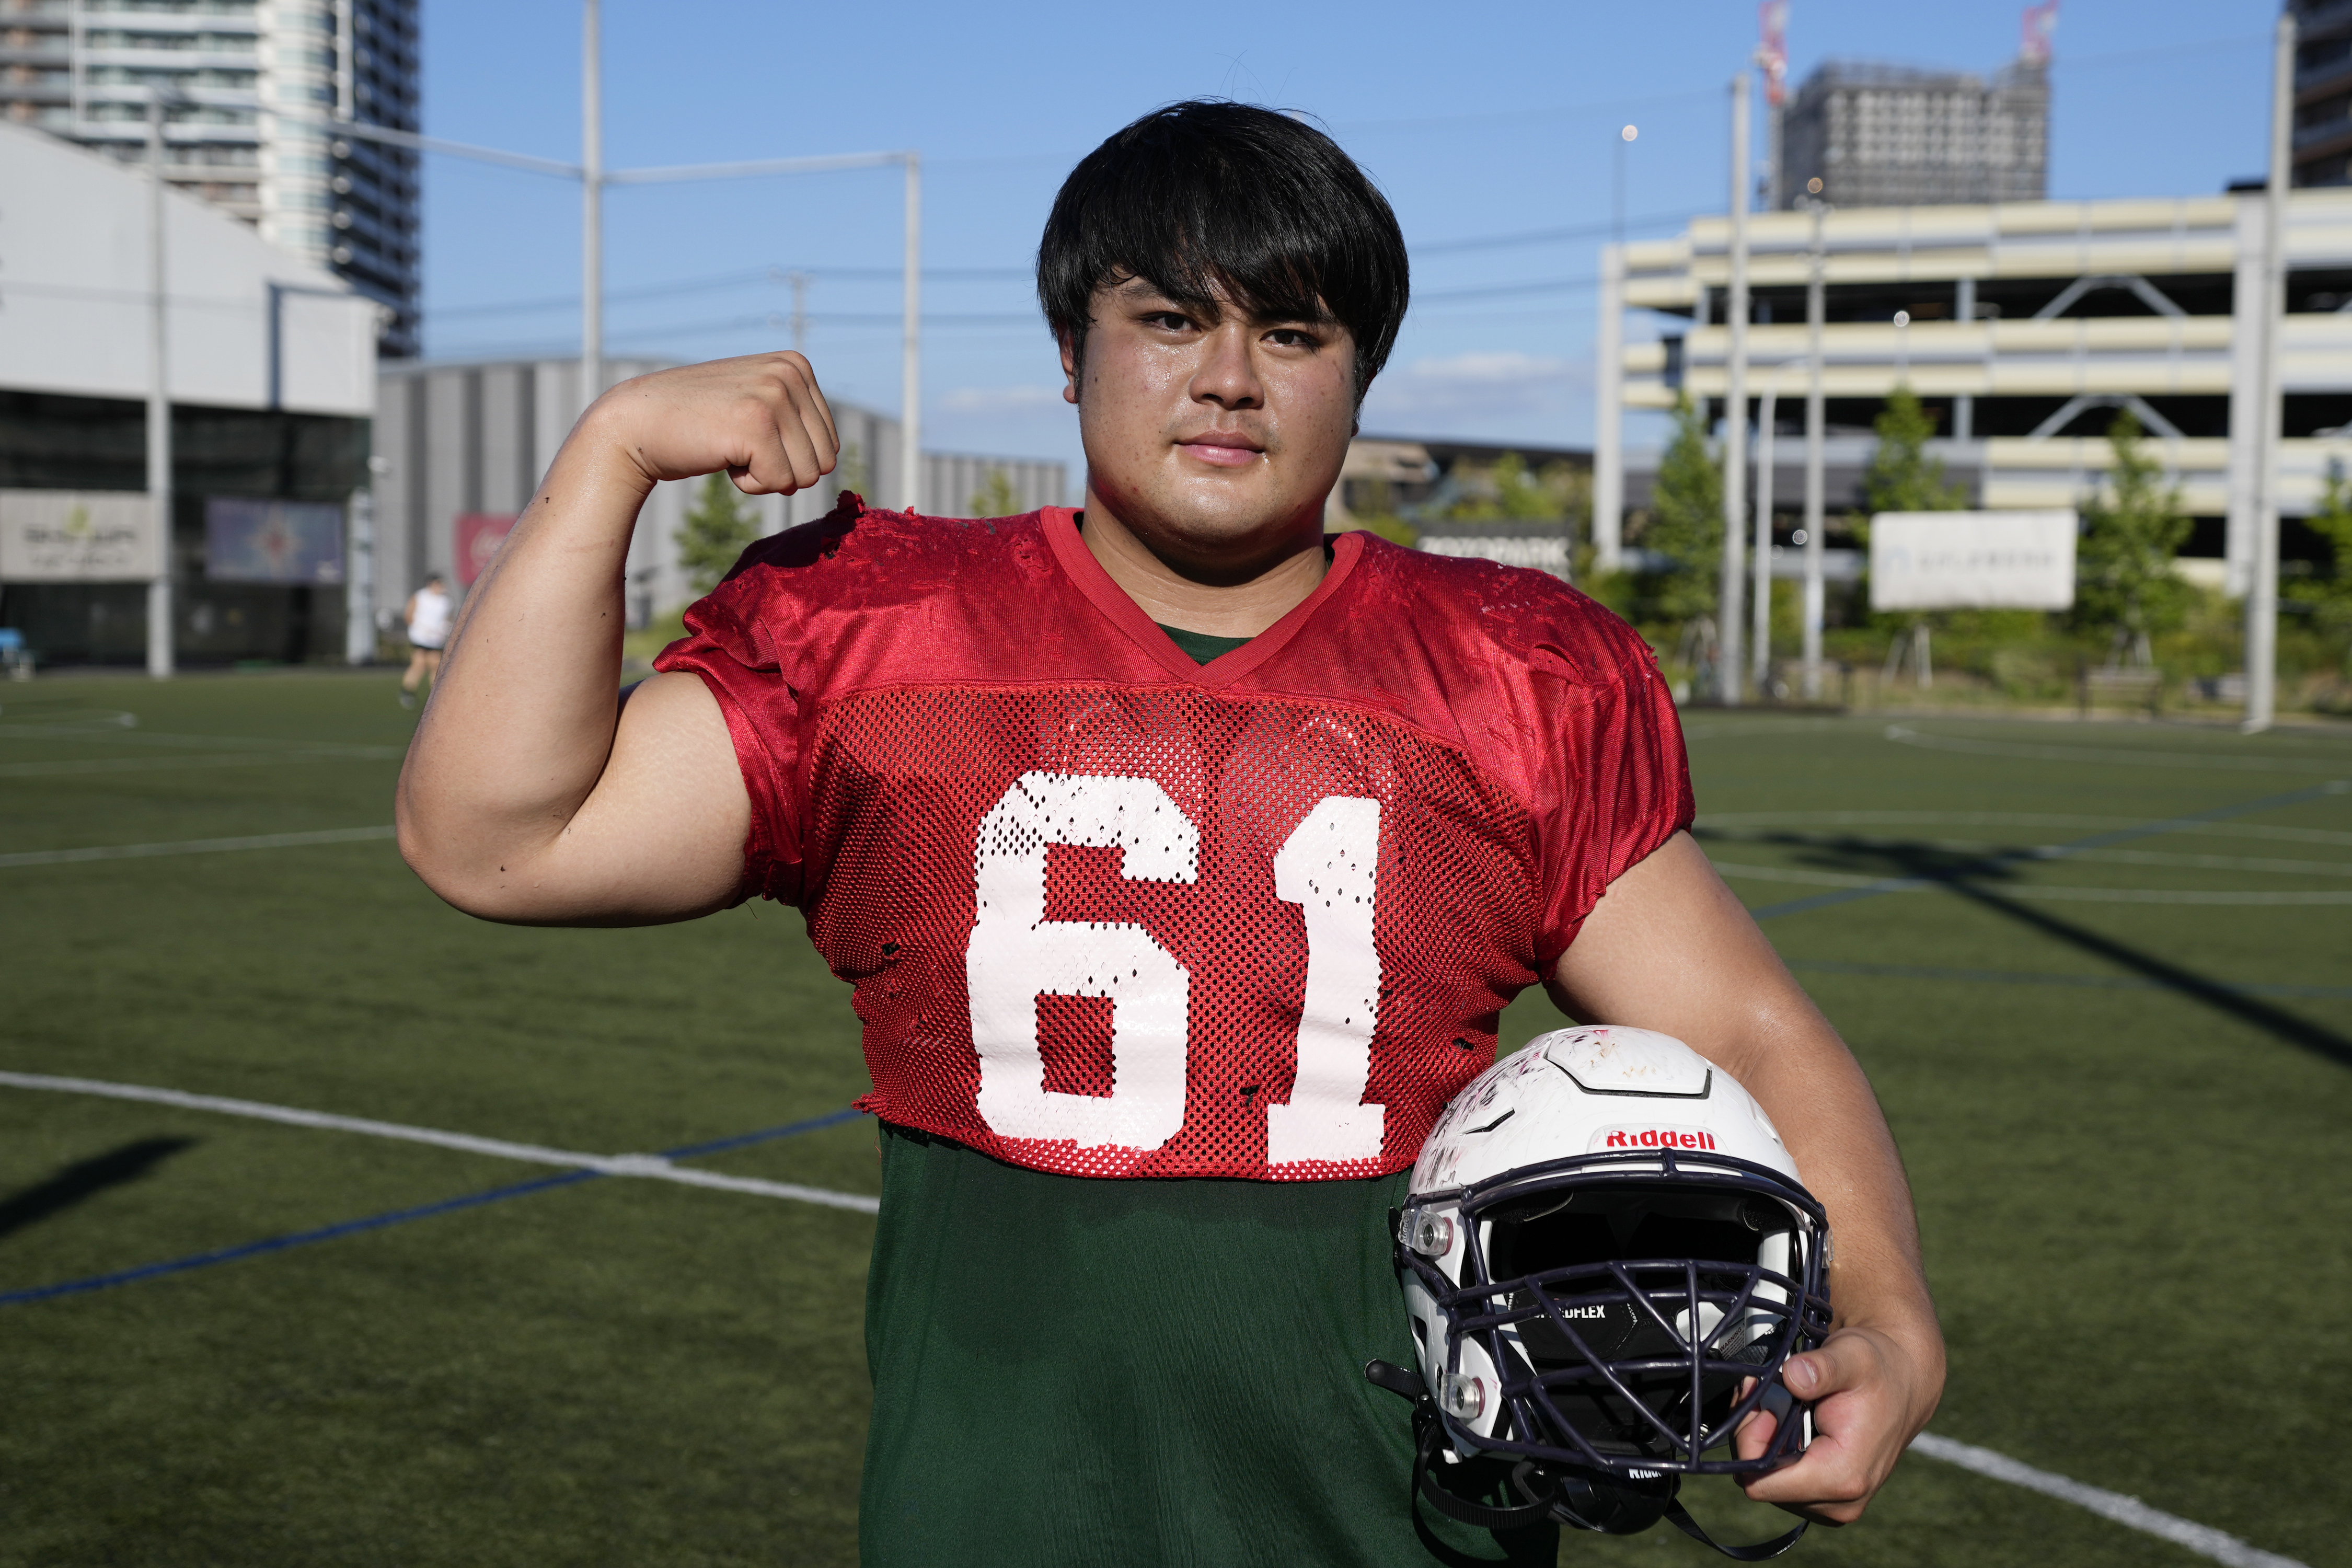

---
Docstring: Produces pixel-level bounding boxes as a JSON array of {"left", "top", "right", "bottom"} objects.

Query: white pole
[
  {"left": 2245, "top": 13, "right": 2293, "bottom": 735},
  {"left": 901, "top": 152, "right": 923, "bottom": 513},
  {"left": 146, "top": 91, "right": 174, "bottom": 679},
  {"left": 1719, "top": 71, "right": 1753, "bottom": 705},
  {"left": 345, "top": 485, "right": 375, "bottom": 665},
  {"left": 1802, "top": 199, "right": 1827, "bottom": 700},
  {"left": 1593, "top": 244, "right": 1625, "bottom": 573},
  {"left": 790, "top": 270, "right": 809, "bottom": 355},
  {"left": 580, "top": 0, "right": 603, "bottom": 420},
  {"left": 1754, "top": 376, "right": 1780, "bottom": 692}
]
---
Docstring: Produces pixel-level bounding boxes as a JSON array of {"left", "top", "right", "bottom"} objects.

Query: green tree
[
  {"left": 2073, "top": 409, "right": 2191, "bottom": 665},
  {"left": 1640, "top": 393, "right": 1723, "bottom": 626},
  {"left": 1864, "top": 386, "right": 1967, "bottom": 514},
  {"left": 969, "top": 468, "right": 1021, "bottom": 518},
  {"left": 2295, "top": 465, "right": 2352, "bottom": 607},
  {"left": 835, "top": 443, "right": 871, "bottom": 499},
  {"left": 1445, "top": 452, "right": 1580, "bottom": 524},
  {"left": 675, "top": 472, "right": 758, "bottom": 596}
]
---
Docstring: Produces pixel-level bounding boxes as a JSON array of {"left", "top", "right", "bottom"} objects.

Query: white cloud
[
  {"left": 1359, "top": 351, "right": 1591, "bottom": 442},
  {"left": 941, "top": 384, "right": 1066, "bottom": 414}
]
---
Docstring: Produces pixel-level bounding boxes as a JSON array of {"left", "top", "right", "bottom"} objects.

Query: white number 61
[{"left": 967, "top": 773, "right": 1386, "bottom": 1163}]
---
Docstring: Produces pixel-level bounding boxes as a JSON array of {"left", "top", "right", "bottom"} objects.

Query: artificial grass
[{"left": 3, "top": 678, "right": 2347, "bottom": 1566}]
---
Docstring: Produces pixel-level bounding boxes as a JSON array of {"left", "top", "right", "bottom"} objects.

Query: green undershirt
[
  {"left": 855, "top": 613, "right": 1556, "bottom": 1565},
  {"left": 1157, "top": 622, "right": 1254, "bottom": 666}
]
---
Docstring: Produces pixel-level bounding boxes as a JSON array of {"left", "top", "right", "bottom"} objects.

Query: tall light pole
[
  {"left": 902, "top": 152, "right": 923, "bottom": 513},
  {"left": 146, "top": 89, "right": 175, "bottom": 679},
  {"left": 2246, "top": 11, "right": 2295, "bottom": 735},
  {"left": 1802, "top": 194, "right": 1828, "bottom": 700},
  {"left": 1615, "top": 123, "right": 1636, "bottom": 248},
  {"left": 1718, "top": 70, "right": 1754, "bottom": 705},
  {"left": 580, "top": 0, "right": 604, "bottom": 419},
  {"left": 1753, "top": 363, "right": 1808, "bottom": 694}
]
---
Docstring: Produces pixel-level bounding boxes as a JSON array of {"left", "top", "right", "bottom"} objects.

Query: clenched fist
[{"left": 586, "top": 351, "right": 841, "bottom": 497}]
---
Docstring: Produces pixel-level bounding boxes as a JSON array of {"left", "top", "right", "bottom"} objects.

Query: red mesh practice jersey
[{"left": 654, "top": 500, "right": 1692, "bottom": 1182}]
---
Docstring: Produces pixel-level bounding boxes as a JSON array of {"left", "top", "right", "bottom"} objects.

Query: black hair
[{"left": 1037, "top": 101, "right": 1410, "bottom": 405}]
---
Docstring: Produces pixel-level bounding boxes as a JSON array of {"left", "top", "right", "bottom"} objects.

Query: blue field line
[
  {"left": 1783, "top": 959, "right": 2352, "bottom": 1001},
  {"left": 1748, "top": 777, "right": 2352, "bottom": 921},
  {"left": 0, "top": 1105, "right": 871, "bottom": 1308}
]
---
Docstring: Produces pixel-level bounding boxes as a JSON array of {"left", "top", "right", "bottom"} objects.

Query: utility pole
[
  {"left": 1717, "top": 70, "right": 1753, "bottom": 705},
  {"left": 2245, "top": 11, "right": 2294, "bottom": 735},
  {"left": 1802, "top": 195, "right": 1828, "bottom": 700},
  {"left": 901, "top": 153, "right": 923, "bottom": 513},
  {"left": 146, "top": 90, "right": 175, "bottom": 679},
  {"left": 580, "top": 0, "right": 603, "bottom": 419},
  {"left": 1593, "top": 244, "right": 1625, "bottom": 575},
  {"left": 789, "top": 270, "right": 810, "bottom": 355}
]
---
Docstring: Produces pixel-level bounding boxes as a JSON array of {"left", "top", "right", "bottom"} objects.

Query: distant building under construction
[{"left": 1779, "top": 60, "right": 2049, "bottom": 210}]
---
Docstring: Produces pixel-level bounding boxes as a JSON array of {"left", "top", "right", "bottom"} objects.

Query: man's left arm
[{"left": 1547, "top": 831, "right": 1945, "bottom": 1525}]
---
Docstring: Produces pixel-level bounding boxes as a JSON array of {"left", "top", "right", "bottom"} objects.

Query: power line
[{"left": 424, "top": 210, "right": 1687, "bottom": 324}]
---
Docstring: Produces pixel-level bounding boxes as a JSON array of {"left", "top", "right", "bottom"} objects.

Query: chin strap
[
  {"left": 1364, "top": 1360, "right": 1810, "bottom": 1562},
  {"left": 1661, "top": 1497, "right": 1809, "bottom": 1562}
]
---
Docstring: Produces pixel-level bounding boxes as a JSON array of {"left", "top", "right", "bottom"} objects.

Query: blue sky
[{"left": 418, "top": 1, "right": 2281, "bottom": 476}]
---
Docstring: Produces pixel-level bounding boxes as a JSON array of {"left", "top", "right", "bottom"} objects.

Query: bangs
[{"left": 1037, "top": 101, "right": 1409, "bottom": 402}]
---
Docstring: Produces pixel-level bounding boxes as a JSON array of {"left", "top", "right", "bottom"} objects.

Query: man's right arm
[{"left": 395, "top": 353, "right": 837, "bottom": 927}]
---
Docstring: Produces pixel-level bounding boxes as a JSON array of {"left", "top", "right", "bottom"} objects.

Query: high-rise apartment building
[
  {"left": 0, "top": 0, "right": 419, "bottom": 356},
  {"left": 1778, "top": 59, "right": 2049, "bottom": 210},
  {"left": 2292, "top": 0, "right": 2352, "bottom": 187}
]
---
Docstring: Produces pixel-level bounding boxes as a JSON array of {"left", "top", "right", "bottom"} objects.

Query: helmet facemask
[{"left": 1431, "top": 1150, "right": 1832, "bottom": 1482}]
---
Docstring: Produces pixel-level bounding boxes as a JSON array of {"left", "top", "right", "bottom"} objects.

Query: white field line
[
  {"left": 1910, "top": 1433, "right": 2309, "bottom": 1568},
  {"left": 0, "top": 826, "right": 398, "bottom": 869},
  {"left": 1697, "top": 810, "right": 2352, "bottom": 847},
  {"left": 0, "top": 1071, "right": 879, "bottom": 1216},
  {"left": 1885, "top": 724, "right": 2352, "bottom": 776},
  {"left": 1702, "top": 836, "right": 2352, "bottom": 878},
  {"left": 1707, "top": 861, "right": 2352, "bottom": 905}
]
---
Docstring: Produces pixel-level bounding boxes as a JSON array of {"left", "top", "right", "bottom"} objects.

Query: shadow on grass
[
  {"left": 1731, "top": 827, "right": 2352, "bottom": 1075},
  {"left": 0, "top": 1137, "right": 197, "bottom": 1240}
]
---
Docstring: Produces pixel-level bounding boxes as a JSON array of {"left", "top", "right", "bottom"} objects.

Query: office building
[
  {"left": 0, "top": 0, "right": 420, "bottom": 356},
  {"left": 1778, "top": 59, "right": 2048, "bottom": 210},
  {"left": 0, "top": 120, "right": 378, "bottom": 666},
  {"left": 2293, "top": 0, "right": 2352, "bottom": 188}
]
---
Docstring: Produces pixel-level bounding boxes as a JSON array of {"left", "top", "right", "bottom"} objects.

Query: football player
[{"left": 397, "top": 101, "right": 1943, "bottom": 1565}]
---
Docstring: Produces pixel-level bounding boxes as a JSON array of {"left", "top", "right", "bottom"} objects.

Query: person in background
[{"left": 400, "top": 572, "right": 452, "bottom": 709}]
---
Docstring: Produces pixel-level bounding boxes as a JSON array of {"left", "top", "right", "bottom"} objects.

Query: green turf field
[{"left": 2, "top": 675, "right": 2346, "bottom": 1567}]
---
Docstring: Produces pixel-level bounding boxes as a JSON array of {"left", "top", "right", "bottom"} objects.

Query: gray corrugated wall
[{"left": 375, "top": 358, "right": 1068, "bottom": 624}]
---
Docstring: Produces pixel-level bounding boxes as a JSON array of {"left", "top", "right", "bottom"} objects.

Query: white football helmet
[{"left": 1370, "top": 1025, "right": 1831, "bottom": 1557}]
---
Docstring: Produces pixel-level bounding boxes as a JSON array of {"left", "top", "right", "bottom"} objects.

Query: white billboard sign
[
  {"left": 1870, "top": 509, "right": 2077, "bottom": 612},
  {"left": 0, "top": 490, "right": 157, "bottom": 583}
]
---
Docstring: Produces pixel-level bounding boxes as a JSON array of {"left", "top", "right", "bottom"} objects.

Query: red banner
[{"left": 454, "top": 513, "right": 516, "bottom": 587}]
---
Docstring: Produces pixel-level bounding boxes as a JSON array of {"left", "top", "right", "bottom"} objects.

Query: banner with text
[
  {"left": 1870, "top": 510, "right": 2077, "bottom": 612},
  {"left": 0, "top": 490, "right": 156, "bottom": 582}
]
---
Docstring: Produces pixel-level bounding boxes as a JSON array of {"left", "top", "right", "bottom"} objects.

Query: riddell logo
[{"left": 1595, "top": 1126, "right": 1716, "bottom": 1152}]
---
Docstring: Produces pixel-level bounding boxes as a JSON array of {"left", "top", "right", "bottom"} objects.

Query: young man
[
  {"left": 398, "top": 103, "right": 1942, "bottom": 1564},
  {"left": 400, "top": 571, "right": 452, "bottom": 709}
]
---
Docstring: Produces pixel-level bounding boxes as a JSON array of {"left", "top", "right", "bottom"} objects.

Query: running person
[
  {"left": 397, "top": 103, "right": 1943, "bottom": 1564},
  {"left": 400, "top": 572, "right": 452, "bottom": 708}
]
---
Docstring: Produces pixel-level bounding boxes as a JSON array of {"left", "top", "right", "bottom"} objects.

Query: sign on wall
[
  {"left": 1870, "top": 510, "right": 2077, "bottom": 612},
  {"left": 204, "top": 497, "right": 346, "bottom": 584},
  {"left": 455, "top": 513, "right": 516, "bottom": 587},
  {"left": 0, "top": 490, "right": 155, "bottom": 582}
]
